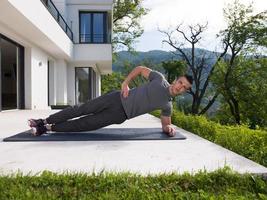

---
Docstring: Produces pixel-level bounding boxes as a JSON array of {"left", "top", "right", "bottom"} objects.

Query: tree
[
  {"left": 212, "top": 57, "right": 267, "bottom": 128},
  {"left": 159, "top": 23, "right": 228, "bottom": 115},
  {"left": 101, "top": 72, "right": 125, "bottom": 94},
  {"left": 161, "top": 60, "right": 187, "bottom": 83},
  {"left": 113, "top": 0, "right": 148, "bottom": 52},
  {"left": 236, "top": 58, "right": 267, "bottom": 128},
  {"left": 214, "top": 0, "right": 267, "bottom": 124},
  {"left": 102, "top": 1, "right": 147, "bottom": 95},
  {"left": 121, "top": 60, "right": 146, "bottom": 87},
  {"left": 119, "top": 57, "right": 159, "bottom": 88}
]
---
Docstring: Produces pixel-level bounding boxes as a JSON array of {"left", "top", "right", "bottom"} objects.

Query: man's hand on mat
[
  {"left": 163, "top": 125, "right": 176, "bottom": 137},
  {"left": 121, "top": 82, "right": 130, "bottom": 98}
]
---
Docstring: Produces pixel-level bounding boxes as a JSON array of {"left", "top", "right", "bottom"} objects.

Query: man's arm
[
  {"left": 121, "top": 66, "right": 151, "bottom": 98},
  {"left": 161, "top": 116, "right": 176, "bottom": 137}
]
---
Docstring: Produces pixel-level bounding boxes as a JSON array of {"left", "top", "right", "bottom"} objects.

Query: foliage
[
  {"left": 214, "top": 0, "right": 267, "bottom": 124},
  {"left": 113, "top": 0, "right": 148, "bottom": 52},
  {"left": 175, "top": 95, "right": 192, "bottom": 114},
  {"left": 0, "top": 167, "right": 266, "bottom": 199},
  {"left": 161, "top": 60, "right": 187, "bottom": 83},
  {"left": 101, "top": 72, "right": 125, "bottom": 94},
  {"left": 219, "top": 0, "right": 267, "bottom": 51},
  {"left": 212, "top": 57, "right": 267, "bottom": 128},
  {"left": 159, "top": 23, "right": 223, "bottom": 115},
  {"left": 119, "top": 59, "right": 152, "bottom": 88},
  {"left": 151, "top": 109, "right": 267, "bottom": 167}
]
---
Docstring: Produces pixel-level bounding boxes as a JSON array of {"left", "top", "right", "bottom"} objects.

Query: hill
[{"left": 113, "top": 48, "right": 221, "bottom": 73}]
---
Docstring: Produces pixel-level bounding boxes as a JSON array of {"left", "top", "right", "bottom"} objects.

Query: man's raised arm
[{"left": 121, "top": 66, "right": 151, "bottom": 98}]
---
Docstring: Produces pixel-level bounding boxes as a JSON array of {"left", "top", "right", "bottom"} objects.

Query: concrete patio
[{"left": 0, "top": 109, "right": 267, "bottom": 176}]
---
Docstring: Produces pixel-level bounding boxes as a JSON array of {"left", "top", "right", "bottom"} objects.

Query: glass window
[
  {"left": 80, "top": 13, "right": 91, "bottom": 43},
  {"left": 93, "top": 13, "right": 104, "bottom": 43},
  {"left": 0, "top": 37, "right": 22, "bottom": 110},
  {"left": 75, "top": 68, "right": 90, "bottom": 104},
  {"left": 80, "top": 12, "right": 106, "bottom": 43}
]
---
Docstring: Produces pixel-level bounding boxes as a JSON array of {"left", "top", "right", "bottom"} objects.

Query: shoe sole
[
  {"left": 30, "top": 127, "right": 37, "bottom": 136},
  {"left": 30, "top": 126, "right": 47, "bottom": 136}
]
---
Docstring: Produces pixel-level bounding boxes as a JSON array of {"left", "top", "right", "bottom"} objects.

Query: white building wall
[
  {"left": 95, "top": 68, "right": 101, "bottom": 97},
  {"left": 30, "top": 47, "right": 49, "bottom": 109},
  {"left": 55, "top": 59, "right": 68, "bottom": 105},
  {"left": 24, "top": 48, "right": 32, "bottom": 109},
  {"left": 0, "top": 19, "right": 55, "bottom": 110},
  {"left": 67, "top": 64, "right": 75, "bottom": 105},
  {"left": 48, "top": 60, "right": 56, "bottom": 106},
  {"left": 0, "top": 0, "right": 113, "bottom": 111},
  {"left": 1, "top": 0, "right": 73, "bottom": 59}
]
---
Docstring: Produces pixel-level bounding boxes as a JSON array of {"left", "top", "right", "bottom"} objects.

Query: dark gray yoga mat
[{"left": 3, "top": 128, "right": 186, "bottom": 142}]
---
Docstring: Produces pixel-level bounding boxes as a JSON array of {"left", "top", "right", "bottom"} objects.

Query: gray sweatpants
[{"left": 46, "top": 90, "right": 127, "bottom": 132}]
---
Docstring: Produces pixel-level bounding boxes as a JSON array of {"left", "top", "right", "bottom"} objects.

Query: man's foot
[
  {"left": 31, "top": 125, "right": 48, "bottom": 136},
  {"left": 28, "top": 119, "right": 45, "bottom": 128}
]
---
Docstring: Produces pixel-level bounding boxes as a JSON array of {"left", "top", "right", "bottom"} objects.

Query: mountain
[{"left": 113, "top": 48, "right": 222, "bottom": 73}]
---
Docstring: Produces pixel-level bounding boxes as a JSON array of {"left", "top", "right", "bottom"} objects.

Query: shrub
[{"left": 150, "top": 110, "right": 267, "bottom": 167}]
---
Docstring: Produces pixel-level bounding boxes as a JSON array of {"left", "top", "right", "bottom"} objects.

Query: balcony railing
[
  {"left": 80, "top": 34, "right": 111, "bottom": 44},
  {"left": 40, "top": 0, "right": 73, "bottom": 41}
]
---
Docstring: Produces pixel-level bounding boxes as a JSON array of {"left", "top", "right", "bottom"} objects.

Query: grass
[{"left": 0, "top": 167, "right": 266, "bottom": 200}]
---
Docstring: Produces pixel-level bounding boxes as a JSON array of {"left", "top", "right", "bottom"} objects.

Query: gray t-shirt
[{"left": 120, "top": 70, "right": 173, "bottom": 119}]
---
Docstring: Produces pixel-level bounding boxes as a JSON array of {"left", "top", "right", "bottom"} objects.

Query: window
[
  {"left": 79, "top": 12, "right": 107, "bottom": 43},
  {"left": 0, "top": 34, "right": 24, "bottom": 111},
  {"left": 75, "top": 67, "right": 96, "bottom": 104}
]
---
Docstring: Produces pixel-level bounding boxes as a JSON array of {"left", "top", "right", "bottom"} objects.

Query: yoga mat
[{"left": 3, "top": 128, "right": 186, "bottom": 142}]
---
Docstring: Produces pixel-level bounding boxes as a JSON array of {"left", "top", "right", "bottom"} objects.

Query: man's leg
[
  {"left": 31, "top": 90, "right": 127, "bottom": 135},
  {"left": 50, "top": 102, "right": 127, "bottom": 132},
  {"left": 46, "top": 91, "right": 118, "bottom": 124}
]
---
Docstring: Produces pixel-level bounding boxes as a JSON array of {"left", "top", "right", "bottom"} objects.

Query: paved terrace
[{"left": 0, "top": 109, "right": 267, "bottom": 176}]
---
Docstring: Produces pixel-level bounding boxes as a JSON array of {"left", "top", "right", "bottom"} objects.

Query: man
[{"left": 28, "top": 66, "right": 192, "bottom": 137}]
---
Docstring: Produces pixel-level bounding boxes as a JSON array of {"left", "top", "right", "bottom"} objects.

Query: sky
[{"left": 134, "top": 0, "right": 267, "bottom": 52}]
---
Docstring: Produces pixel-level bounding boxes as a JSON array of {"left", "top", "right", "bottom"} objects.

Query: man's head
[{"left": 169, "top": 74, "right": 193, "bottom": 96}]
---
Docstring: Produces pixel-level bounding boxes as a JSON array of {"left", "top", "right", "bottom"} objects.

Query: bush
[{"left": 150, "top": 110, "right": 267, "bottom": 167}]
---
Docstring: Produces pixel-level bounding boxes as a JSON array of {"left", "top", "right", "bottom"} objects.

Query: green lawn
[{"left": 0, "top": 167, "right": 266, "bottom": 200}]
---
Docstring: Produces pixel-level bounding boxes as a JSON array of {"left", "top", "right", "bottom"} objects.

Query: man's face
[{"left": 171, "top": 77, "right": 192, "bottom": 96}]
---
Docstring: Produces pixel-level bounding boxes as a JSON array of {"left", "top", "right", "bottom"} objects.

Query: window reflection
[{"left": 75, "top": 68, "right": 89, "bottom": 104}]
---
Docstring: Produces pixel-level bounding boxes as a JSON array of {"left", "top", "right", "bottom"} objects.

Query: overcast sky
[{"left": 134, "top": 0, "right": 267, "bottom": 52}]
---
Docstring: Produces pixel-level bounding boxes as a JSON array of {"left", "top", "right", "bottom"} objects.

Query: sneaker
[
  {"left": 31, "top": 125, "right": 48, "bottom": 136},
  {"left": 28, "top": 119, "right": 45, "bottom": 128}
]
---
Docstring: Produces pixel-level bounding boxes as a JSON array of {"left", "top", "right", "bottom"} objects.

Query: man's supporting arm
[
  {"left": 161, "top": 116, "right": 176, "bottom": 137},
  {"left": 121, "top": 66, "right": 151, "bottom": 98}
]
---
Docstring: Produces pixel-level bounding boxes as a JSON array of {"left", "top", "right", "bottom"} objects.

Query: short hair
[{"left": 184, "top": 74, "right": 193, "bottom": 85}]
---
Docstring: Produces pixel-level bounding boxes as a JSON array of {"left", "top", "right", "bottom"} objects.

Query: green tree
[
  {"left": 101, "top": 72, "right": 125, "bottom": 94},
  {"left": 237, "top": 58, "right": 267, "bottom": 128},
  {"left": 113, "top": 0, "right": 148, "bottom": 52},
  {"left": 161, "top": 60, "right": 187, "bottom": 83},
  {"left": 214, "top": 0, "right": 267, "bottom": 124},
  {"left": 159, "top": 23, "right": 227, "bottom": 115},
  {"left": 119, "top": 58, "right": 159, "bottom": 88},
  {"left": 212, "top": 57, "right": 267, "bottom": 128}
]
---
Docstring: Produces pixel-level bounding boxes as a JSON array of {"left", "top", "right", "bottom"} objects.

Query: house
[{"left": 0, "top": 0, "right": 113, "bottom": 111}]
